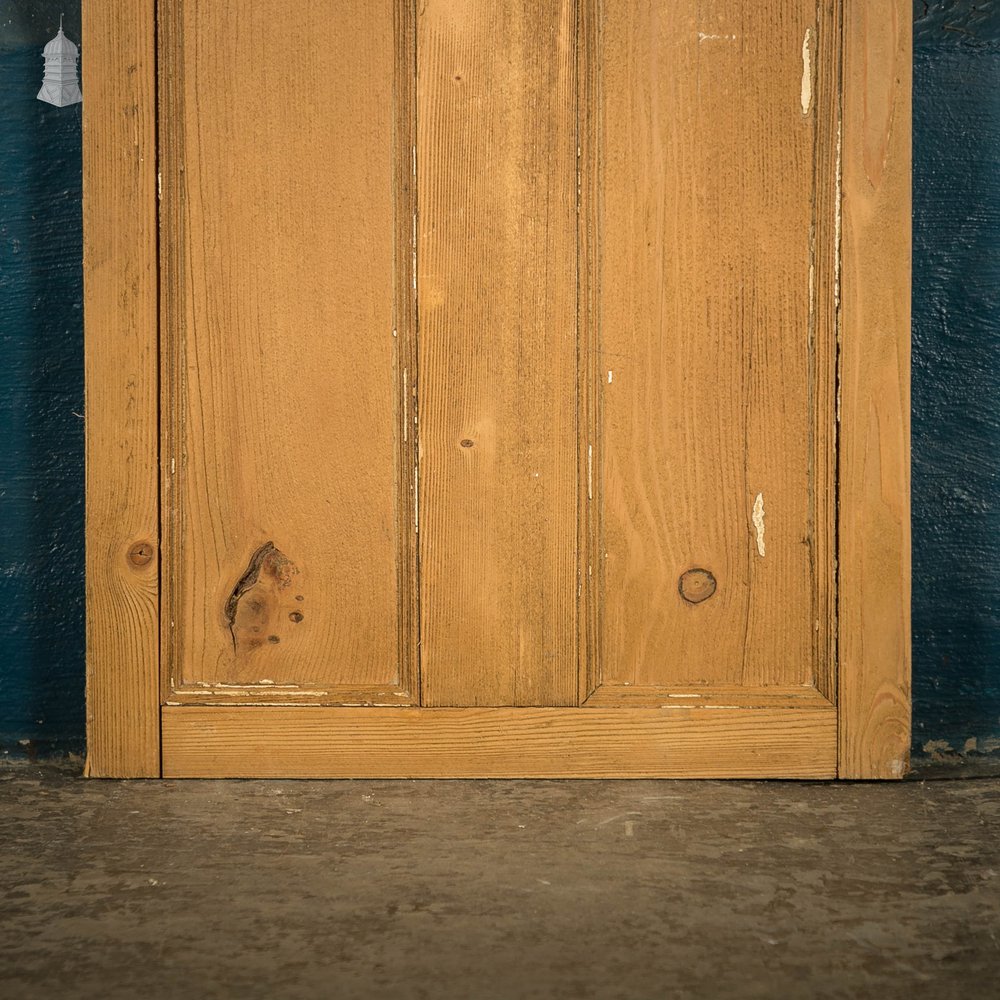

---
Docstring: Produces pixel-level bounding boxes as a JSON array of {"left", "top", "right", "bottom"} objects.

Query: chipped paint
[
  {"left": 834, "top": 120, "right": 843, "bottom": 311},
  {"left": 607, "top": 370, "right": 613, "bottom": 384},
  {"left": 800, "top": 27, "right": 813, "bottom": 115},
  {"left": 698, "top": 32, "right": 736, "bottom": 42},
  {"left": 587, "top": 444, "right": 593, "bottom": 501},
  {"left": 412, "top": 212, "right": 418, "bottom": 290},
  {"left": 752, "top": 493, "right": 766, "bottom": 557},
  {"left": 176, "top": 691, "right": 330, "bottom": 699},
  {"left": 190, "top": 681, "right": 302, "bottom": 689}
]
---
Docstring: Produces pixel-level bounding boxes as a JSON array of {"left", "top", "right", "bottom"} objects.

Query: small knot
[
  {"left": 127, "top": 541, "right": 154, "bottom": 568},
  {"left": 679, "top": 568, "right": 717, "bottom": 604}
]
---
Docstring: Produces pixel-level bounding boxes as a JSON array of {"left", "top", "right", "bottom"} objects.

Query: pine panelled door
[{"left": 83, "top": 1, "right": 910, "bottom": 779}]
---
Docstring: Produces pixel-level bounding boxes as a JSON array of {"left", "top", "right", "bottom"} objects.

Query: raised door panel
[
  {"left": 159, "top": 0, "right": 418, "bottom": 701},
  {"left": 587, "top": 0, "right": 837, "bottom": 701}
]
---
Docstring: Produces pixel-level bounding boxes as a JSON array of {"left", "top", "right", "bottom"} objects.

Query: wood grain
[
  {"left": 591, "top": 1, "right": 829, "bottom": 694},
  {"left": 82, "top": 0, "right": 161, "bottom": 777},
  {"left": 159, "top": 0, "right": 417, "bottom": 698},
  {"left": 809, "top": 0, "right": 843, "bottom": 704},
  {"left": 162, "top": 705, "right": 837, "bottom": 778},
  {"left": 416, "top": 0, "right": 578, "bottom": 706},
  {"left": 838, "top": 0, "right": 912, "bottom": 778}
]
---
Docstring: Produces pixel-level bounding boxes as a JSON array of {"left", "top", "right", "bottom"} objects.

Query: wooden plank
[
  {"left": 159, "top": 0, "right": 416, "bottom": 696},
  {"left": 82, "top": 0, "right": 160, "bottom": 777},
  {"left": 416, "top": 0, "right": 579, "bottom": 706},
  {"left": 593, "top": 1, "right": 826, "bottom": 691},
  {"left": 162, "top": 705, "right": 837, "bottom": 778},
  {"left": 838, "top": 0, "right": 912, "bottom": 778}
]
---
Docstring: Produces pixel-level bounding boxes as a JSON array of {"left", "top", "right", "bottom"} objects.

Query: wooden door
[{"left": 84, "top": 1, "right": 912, "bottom": 778}]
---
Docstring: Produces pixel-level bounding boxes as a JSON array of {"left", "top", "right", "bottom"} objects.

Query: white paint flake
[
  {"left": 698, "top": 32, "right": 736, "bottom": 42},
  {"left": 752, "top": 492, "right": 766, "bottom": 557},
  {"left": 801, "top": 28, "right": 813, "bottom": 115},
  {"left": 834, "top": 120, "right": 843, "bottom": 310}
]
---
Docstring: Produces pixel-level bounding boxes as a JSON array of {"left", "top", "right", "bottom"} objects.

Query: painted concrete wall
[{"left": 1, "top": 2, "right": 997, "bottom": 767}]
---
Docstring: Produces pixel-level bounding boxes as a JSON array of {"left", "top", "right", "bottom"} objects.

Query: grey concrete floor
[{"left": 1, "top": 762, "right": 998, "bottom": 1000}]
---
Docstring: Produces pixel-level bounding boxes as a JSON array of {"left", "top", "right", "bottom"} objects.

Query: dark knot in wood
[
  {"left": 127, "top": 541, "right": 154, "bottom": 568},
  {"left": 679, "top": 568, "right": 717, "bottom": 604}
]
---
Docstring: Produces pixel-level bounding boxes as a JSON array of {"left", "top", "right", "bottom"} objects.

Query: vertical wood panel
[
  {"left": 160, "top": 0, "right": 416, "bottom": 697},
  {"left": 417, "top": 0, "right": 578, "bottom": 706},
  {"left": 838, "top": 0, "right": 912, "bottom": 778},
  {"left": 593, "top": 1, "right": 824, "bottom": 692},
  {"left": 83, "top": 0, "right": 161, "bottom": 776}
]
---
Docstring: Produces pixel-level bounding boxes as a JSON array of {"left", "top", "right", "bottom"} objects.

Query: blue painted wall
[
  {"left": 0, "top": 2, "right": 84, "bottom": 755},
  {"left": 912, "top": 0, "right": 1000, "bottom": 765},
  {"left": 1, "top": 2, "right": 997, "bottom": 766}
]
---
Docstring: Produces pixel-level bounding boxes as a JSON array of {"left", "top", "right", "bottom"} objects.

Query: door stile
[
  {"left": 83, "top": 0, "right": 161, "bottom": 777},
  {"left": 837, "top": 0, "right": 912, "bottom": 778}
]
